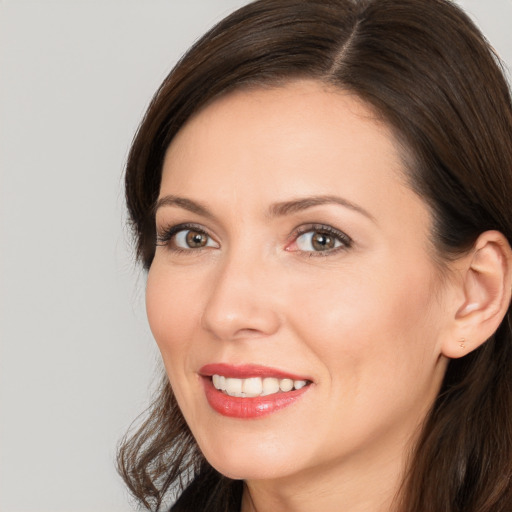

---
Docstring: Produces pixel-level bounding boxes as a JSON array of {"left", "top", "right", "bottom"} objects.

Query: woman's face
[{"left": 146, "top": 81, "right": 453, "bottom": 484}]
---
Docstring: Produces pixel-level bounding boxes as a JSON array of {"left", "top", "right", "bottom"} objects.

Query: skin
[{"left": 146, "top": 80, "right": 461, "bottom": 512}]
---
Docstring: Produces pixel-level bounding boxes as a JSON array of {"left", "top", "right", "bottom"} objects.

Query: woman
[{"left": 118, "top": 0, "right": 512, "bottom": 511}]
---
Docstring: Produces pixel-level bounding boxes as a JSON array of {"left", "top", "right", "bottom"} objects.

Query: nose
[{"left": 201, "top": 252, "right": 282, "bottom": 341}]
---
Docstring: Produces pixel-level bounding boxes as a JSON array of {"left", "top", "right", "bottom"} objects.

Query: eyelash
[
  {"left": 155, "top": 222, "right": 352, "bottom": 256},
  {"left": 156, "top": 223, "right": 216, "bottom": 254},
  {"left": 289, "top": 224, "right": 352, "bottom": 257}
]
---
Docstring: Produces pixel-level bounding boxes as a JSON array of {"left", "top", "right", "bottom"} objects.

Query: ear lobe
[{"left": 442, "top": 231, "right": 512, "bottom": 359}]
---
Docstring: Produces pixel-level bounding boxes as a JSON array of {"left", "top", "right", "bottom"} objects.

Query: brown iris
[
  {"left": 311, "top": 232, "right": 336, "bottom": 251},
  {"left": 186, "top": 230, "right": 208, "bottom": 248}
]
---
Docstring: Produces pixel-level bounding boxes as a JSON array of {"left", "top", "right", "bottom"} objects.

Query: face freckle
[{"left": 145, "top": 80, "right": 452, "bottom": 487}]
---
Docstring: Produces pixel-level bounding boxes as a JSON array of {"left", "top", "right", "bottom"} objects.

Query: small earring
[{"left": 459, "top": 338, "right": 466, "bottom": 349}]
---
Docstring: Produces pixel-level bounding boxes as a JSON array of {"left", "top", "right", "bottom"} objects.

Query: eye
[
  {"left": 288, "top": 225, "right": 352, "bottom": 255},
  {"left": 296, "top": 231, "right": 341, "bottom": 251},
  {"left": 156, "top": 223, "right": 219, "bottom": 251},
  {"left": 175, "top": 229, "right": 215, "bottom": 249}
]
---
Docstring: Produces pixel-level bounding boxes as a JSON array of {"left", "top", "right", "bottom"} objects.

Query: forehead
[
  {"left": 165, "top": 81, "right": 406, "bottom": 179},
  {"left": 161, "top": 80, "right": 429, "bottom": 234}
]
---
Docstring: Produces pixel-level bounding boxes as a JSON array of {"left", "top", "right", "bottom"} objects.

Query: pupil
[
  {"left": 186, "top": 231, "right": 206, "bottom": 247},
  {"left": 312, "top": 232, "right": 333, "bottom": 251}
]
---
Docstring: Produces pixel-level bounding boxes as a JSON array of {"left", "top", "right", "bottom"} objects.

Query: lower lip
[{"left": 202, "top": 377, "right": 310, "bottom": 419}]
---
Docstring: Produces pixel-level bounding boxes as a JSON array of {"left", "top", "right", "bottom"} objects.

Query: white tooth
[
  {"left": 243, "top": 377, "right": 263, "bottom": 397},
  {"left": 225, "top": 378, "right": 243, "bottom": 395},
  {"left": 279, "top": 378, "right": 294, "bottom": 392},
  {"left": 218, "top": 376, "right": 304, "bottom": 397},
  {"left": 262, "top": 377, "right": 280, "bottom": 396},
  {"left": 294, "top": 380, "right": 307, "bottom": 390}
]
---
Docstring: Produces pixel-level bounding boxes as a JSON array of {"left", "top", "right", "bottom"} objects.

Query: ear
[{"left": 442, "top": 230, "right": 512, "bottom": 359}]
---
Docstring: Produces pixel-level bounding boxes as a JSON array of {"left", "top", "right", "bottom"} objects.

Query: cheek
[
  {"left": 283, "top": 259, "right": 442, "bottom": 377},
  {"left": 282, "top": 261, "right": 445, "bottom": 443},
  {"left": 145, "top": 264, "right": 202, "bottom": 360}
]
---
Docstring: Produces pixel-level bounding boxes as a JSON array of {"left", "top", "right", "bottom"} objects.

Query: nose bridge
[{"left": 201, "top": 242, "right": 281, "bottom": 341}]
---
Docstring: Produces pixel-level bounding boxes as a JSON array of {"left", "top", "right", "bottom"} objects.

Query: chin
[
  {"left": 196, "top": 433, "right": 305, "bottom": 481},
  {"left": 207, "top": 456, "right": 294, "bottom": 481}
]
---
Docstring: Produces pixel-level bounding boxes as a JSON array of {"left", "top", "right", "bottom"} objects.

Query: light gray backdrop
[{"left": 1, "top": 1, "right": 510, "bottom": 511}]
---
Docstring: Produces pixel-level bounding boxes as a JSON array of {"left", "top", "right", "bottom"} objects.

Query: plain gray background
[{"left": 0, "top": 1, "right": 510, "bottom": 511}]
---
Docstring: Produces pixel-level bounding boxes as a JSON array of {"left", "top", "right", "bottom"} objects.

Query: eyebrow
[
  {"left": 267, "top": 195, "right": 376, "bottom": 222},
  {"left": 155, "top": 194, "right": 375, "bottom": 223},
  {"left": 154, "top": 195, "right": 214, "bottom": 219}
]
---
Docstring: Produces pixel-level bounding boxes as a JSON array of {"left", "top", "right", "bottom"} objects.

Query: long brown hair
[{"left": 118, "top": 0, "right": 512, "bottom": 510}]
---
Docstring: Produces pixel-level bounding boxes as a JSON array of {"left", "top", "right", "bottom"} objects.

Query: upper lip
[{"left": 199, "top": 363, "right": 311, "bottom": 381}]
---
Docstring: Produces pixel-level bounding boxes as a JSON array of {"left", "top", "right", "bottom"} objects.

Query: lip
[
  {"left": 199, "top": 363, "right": 310, "bottom": 381},
  {"left": 199, "top": 363, "right": 312, "bottom": 419}
]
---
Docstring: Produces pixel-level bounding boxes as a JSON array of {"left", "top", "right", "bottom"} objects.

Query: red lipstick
[
  {"left": 199, "top": 364, "right": 311, "bottom": 419},
  {"left": 200, "top": 363, "right": 309, "bottom": 381}
]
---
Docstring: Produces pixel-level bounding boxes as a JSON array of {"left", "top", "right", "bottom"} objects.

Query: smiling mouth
[
  {"left": 200, "top": 363, "right": 313, "bottom": 417},
  {"left": 211, "top": 375, "right": 310, "bottom": 398}
]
